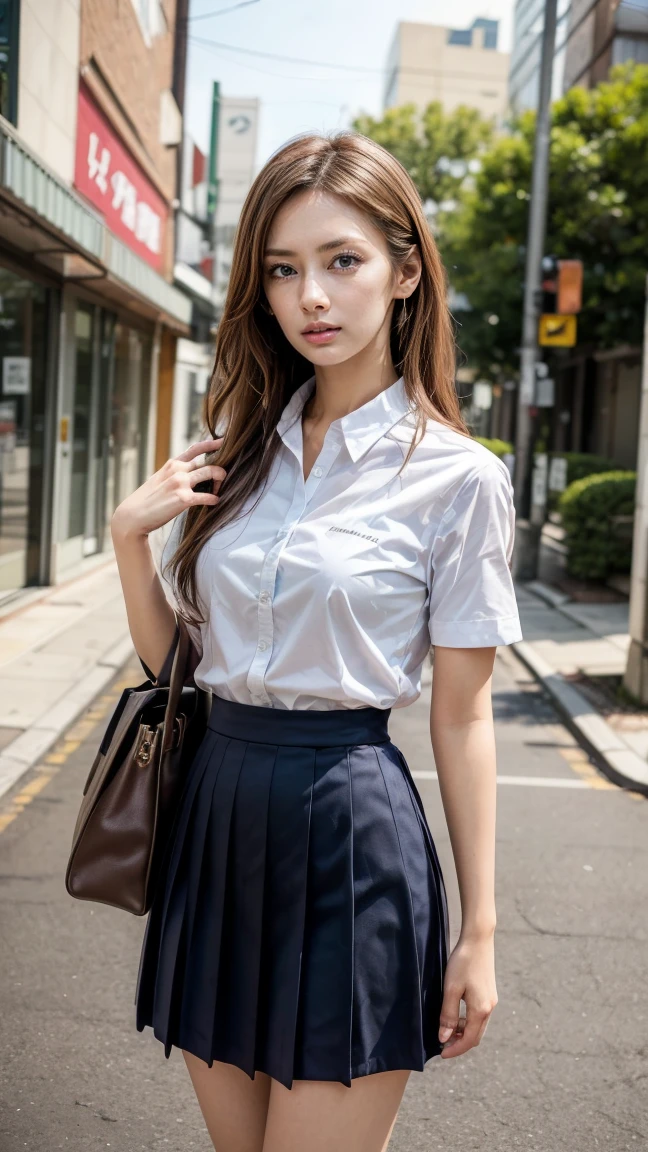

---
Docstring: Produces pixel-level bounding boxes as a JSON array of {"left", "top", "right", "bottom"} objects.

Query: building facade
[
  {"left": 508, "top": 0, "right": 572, "bottom": 113},
  {"left": 0, "top": 0, "right": 192, "bottom": 603},
  {"left": 563, "top": 0, "right": 648, "bottom": 91},
  {"left": 509, "top": 0, "right": 648, "bottom": 113},
  {"left": 383, "top": 19, "right": 510, "bottom": 124}
]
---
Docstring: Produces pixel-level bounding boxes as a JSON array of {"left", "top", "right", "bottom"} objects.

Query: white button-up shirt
[{"left": 152, "top": 374, "right": 523, "bottom": 711}]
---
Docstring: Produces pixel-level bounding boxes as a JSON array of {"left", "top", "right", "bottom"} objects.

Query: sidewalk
[
  {"left": 0, "top": 560, "right": 134, "bottom": 800},
  {"left": 513, "top": 580, "right": 648, "bottom": 793},
  {"left": 1, "top": 558, "right": 647, "bottom": 802}
]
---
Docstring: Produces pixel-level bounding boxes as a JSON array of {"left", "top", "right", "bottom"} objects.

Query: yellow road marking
[{"left": 559, "top": 745, "right": 644, "bottom": 796}]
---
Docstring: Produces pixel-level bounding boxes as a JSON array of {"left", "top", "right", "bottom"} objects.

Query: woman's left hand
[{"left": 437, "top": 932, "right": 498, "bottom": 1058}]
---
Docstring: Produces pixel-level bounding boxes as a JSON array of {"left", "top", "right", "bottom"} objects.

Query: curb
[
  {"left": 0, "top": 634, "right": 136, "bottom": 802},
  {"left": 511, "top": 639, "right": 648, "bottom": 796}
]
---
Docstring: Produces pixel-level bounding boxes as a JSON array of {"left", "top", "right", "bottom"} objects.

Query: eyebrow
[{"left": 264, "top": 236, "right": 361, "bottom": 257}]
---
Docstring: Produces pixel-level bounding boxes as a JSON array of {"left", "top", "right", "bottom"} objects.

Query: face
[{"left": 262, "top": 189, "right": 420, "bottom": 366}]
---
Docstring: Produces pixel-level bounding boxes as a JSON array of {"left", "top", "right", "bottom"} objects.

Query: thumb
[{"left": 438, "top": 985, "right": 461, "bottom": 1043}]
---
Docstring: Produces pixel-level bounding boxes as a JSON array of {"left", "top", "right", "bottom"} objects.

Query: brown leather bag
[{"left": 65, "top": 614, "right": 211, "bottom": 916}]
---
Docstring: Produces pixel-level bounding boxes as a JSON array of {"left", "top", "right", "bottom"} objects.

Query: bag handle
[{"left": 160, "top": 612, "right": 193, "bottom": 755}]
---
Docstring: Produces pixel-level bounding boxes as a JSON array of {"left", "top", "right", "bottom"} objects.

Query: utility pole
[
  {"left": 512, "top": 0, "right": 559, "bottom": 581},
  {"left": 623, "top": 275, "right": 648, "bottom": 704},
  {"left": 208, "top": 80, "right": 221, "bottom": 250}
]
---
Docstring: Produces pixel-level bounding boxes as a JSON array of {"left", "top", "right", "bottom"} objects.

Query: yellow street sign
[{"left": 538, "top": 314, "right": 577, "bottom": 347}]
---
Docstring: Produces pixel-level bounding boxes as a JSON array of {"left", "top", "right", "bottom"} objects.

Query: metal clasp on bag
[{"left": 136, "top": 732, "right": 154, "bottom": 766}]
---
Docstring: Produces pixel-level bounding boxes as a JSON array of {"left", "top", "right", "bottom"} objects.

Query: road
[{"left": 0, "top": 648, "right": 646, "bottom": 1151}]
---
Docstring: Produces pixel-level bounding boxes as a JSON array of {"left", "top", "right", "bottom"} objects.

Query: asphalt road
[{"left": 0, "top": 648, "right": 646, "bottom": 1151}]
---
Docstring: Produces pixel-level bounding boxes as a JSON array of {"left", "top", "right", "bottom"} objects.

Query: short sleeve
[
  {"left": 427, "top": 460, "right": 523, "bottom": 648},
  {"left": 139, "top": 511, "right": 204, "bottom": 686}
]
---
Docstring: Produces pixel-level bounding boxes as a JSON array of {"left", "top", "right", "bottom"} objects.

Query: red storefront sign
[{"left": 74, "top": 83, "right": 168, "bottom": 272}]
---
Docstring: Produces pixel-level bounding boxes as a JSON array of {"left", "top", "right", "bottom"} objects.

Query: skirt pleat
[
  {"left": 135, "top": 696, "right": 450, "bottom": 1089},
  {"left": 215, "top": 739, "right": 276, "bottom": 1077},
  {"left": 178, "top": 736, "right": 246, "bottom": 1057},
  {"left": 292, "top": 745, "right": 354, "bottom": 1084}
]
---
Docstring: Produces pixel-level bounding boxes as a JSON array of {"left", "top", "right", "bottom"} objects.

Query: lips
[
  {"left": 302, "top": 326, "right": 340, "bottom": 334},
  {"left": 301, "top": 326, "right": 342, "bottom": 344}
]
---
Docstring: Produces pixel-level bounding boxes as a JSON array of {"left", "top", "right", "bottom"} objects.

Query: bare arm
[
  {"left": 110, "top": 527, "right": 177, "bottom": 683},
  {"left": 110, "top": 436, "right": 226, "bottom": 682},
  {"left": 429, "top": 643, "right": 499, "bottom": 1059}
]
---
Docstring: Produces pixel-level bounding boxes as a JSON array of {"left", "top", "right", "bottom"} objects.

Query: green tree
[
  {"left": 436, "top": 63, "right": 648, "bottom": 380},
  {"left": 352, "top": 102, "right": 495, "bottom": 208}
]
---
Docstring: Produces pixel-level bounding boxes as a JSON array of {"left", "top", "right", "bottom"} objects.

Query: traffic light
[
  {"left": 539, "top": 256, "right": 583, "bottom": 347},
  {"left": 540, "top": 255, "right": 583, "bottom": 314}
]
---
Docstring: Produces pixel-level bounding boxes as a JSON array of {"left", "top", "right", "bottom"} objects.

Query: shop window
[
  {"left": 0, "top": 269, "right": 49, "bottom": 595},
  {"left": 0, "top": 0, "right": 20, "bottom": 125}
]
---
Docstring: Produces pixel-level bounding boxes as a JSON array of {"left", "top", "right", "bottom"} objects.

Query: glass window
[
  {"left": 0, "top": 0, "right": 19, "bottom": 124},
  {"left": 110, "top": 324, "right": 152, "bottom": 510},
  {"left": 68, "top": 304, "right": 95, "bottom": 540},
  {"left": 0, "top": 269, "right": 49, "bottom": 595}
]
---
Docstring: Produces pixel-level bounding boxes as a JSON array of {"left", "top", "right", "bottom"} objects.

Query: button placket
[
  {"left": 246, "top": 471, "right": 307, "bottom": 705},
  {"left": 303, "top": 431, "right": 342, "bottom": 507}
]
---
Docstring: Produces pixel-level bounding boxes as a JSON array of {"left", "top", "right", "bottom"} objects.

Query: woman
[{"left": 111, "top": 131, "right": 523, "bottom": 1152}]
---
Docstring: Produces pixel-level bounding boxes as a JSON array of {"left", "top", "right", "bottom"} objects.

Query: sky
[{"left": 184, "top": 0, "right": 516, "bottom": 173}]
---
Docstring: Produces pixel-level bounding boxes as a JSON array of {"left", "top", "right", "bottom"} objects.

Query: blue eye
[
  {"left": 265, "top": 251, "right": 363, "bottom": 279},
  {"left": 268, "top": 263, "right": 295, "bottom": 279},
  {"left": 333, "top": 252, "right": 362, "bottom": 270}
]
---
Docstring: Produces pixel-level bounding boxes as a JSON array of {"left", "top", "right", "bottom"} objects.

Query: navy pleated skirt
[{"left": 134, "top": 695, "right": 449, "bottom": 1089}]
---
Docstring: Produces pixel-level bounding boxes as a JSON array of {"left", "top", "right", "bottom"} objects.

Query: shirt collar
[{"left": 276, "top": 374, "right": 413, "bottom": 463}]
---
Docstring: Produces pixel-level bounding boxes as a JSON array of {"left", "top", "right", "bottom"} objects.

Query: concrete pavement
[
  {"left": 513, "top": 581, "right": 648, "bottom": 793},
  {"left": 0, "top": 558, "right": 134, "bottom": 804}
]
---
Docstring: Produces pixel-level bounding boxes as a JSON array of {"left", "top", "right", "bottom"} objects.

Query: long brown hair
[{"left": 167, "top": 130, "right": 470, "bottom": 626}]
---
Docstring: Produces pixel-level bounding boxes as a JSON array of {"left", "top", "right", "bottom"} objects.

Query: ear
[{"left": 393, "top": 243, "right": 422, "bottom": 301}]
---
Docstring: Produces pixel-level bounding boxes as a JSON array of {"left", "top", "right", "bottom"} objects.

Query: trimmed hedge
[
  {"left": 547, "top": 451, "right": 620, "bottom": 511},
  {"left": 558, "top": 470, "right": 636, "bottom": 580},
  {"left": 474, "top": 437, "right": 514, "bottom": 459}
]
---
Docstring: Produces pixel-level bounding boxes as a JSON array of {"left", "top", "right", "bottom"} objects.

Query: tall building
[
  {"left": 508, "top": 0, "right": 647, "bottom": 113},
  {"left": 213, "top": 95, "right": 259, "bottom": 303},
  {"left": 171, "top": 128, "right": 218, "bottom": 460},
  {"left": 508, "top": 0, "right": 571, "bottom": 112},
  {"left": 563, "top": 0, "right": 648, "bottom": 92},
  {"left": 383, "top": 19, "right": 510, "bottom": 123},
  {"left": 0, "top": 0, "right": 193, "bottom": 600}
]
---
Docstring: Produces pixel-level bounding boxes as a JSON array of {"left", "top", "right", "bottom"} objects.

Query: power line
[
  {"left": 189, "top": 34, "right": 381, "bottom": 73},
  {"left": 188, "top": 35, "right": 514, "bottom": 83},
  {"left": 185, "top": 0, "right": 260, "bottom": 20}
]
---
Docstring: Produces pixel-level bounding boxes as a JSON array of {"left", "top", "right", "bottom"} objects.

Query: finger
[
  {"left": 176, "top": 437, "right": 224, "bottom": 463},
  {"left": 187, "top": 463, "right": 227, "bottom": 484},
  {"left": 441, "top": 1007, "right": 489, "bottom": 1059},
  {"left": 438, "top": 984, "right": 462, "bottom": 1044},
  {"left": 188, "top": 489, "right": 220, "bottom": 507}
]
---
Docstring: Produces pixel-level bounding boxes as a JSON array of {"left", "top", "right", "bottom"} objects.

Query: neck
[{"left": 304, "top": 351, "right": 400, "bottom": 426}]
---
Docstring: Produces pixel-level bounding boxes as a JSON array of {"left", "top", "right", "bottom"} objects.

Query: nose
[{"left": 299, "top": 271, "right": 330, "bottom": 314}]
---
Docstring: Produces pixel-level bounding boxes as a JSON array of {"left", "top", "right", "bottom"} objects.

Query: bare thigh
[
  {"left": 182, "top": 1051, "right": 271, "bottom": 1152},
  {"left": 262, "top": 1070, "right": 411, "bottom": 1152}
]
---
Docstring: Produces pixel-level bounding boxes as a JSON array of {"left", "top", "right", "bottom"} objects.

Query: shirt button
[
  {"left": 312, "top": 466, "right": 323, "bottom": 477},
  {"left": 259, "top": 591, "right": 271, "bottom": 603},
  {"left": 258, "top": 640, "right": 268, "bottom": 651}
]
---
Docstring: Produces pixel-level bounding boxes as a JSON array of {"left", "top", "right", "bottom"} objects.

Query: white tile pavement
[{"left": 0, "top": 563, "right": 136, "bottom": 800}]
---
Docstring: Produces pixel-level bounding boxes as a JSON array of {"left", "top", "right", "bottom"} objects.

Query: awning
[{"left": 0, "top": 119, "right": 191, "bottom": 332}]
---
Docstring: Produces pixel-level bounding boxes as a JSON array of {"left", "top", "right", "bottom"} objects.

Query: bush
[
  {"left": 558, "top": 470, "right": 636, "bottom": 580},
  {"left": 474, "top": 437, "right": 514, "bottom": 459},
  {"left": 547, "top": 451, "right": 619, "bottom": 512}
]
